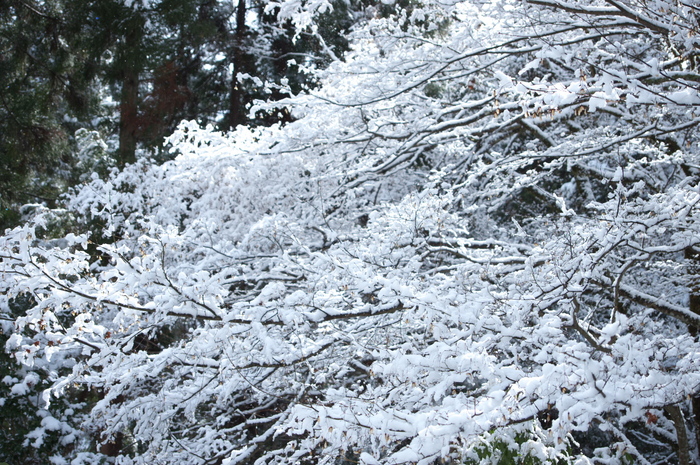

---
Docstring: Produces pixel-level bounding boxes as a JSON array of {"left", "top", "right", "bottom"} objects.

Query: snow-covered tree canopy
[{"left": 3, "top": 0, "right": 700, "bottom": 464}]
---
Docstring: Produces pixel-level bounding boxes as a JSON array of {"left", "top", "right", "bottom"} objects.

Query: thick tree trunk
[
  {"left": 118, "top": 26, "right": 140, "bottom": 167},
  {"left": 225, "top": 0, "right": 247, "bottom": 130}
]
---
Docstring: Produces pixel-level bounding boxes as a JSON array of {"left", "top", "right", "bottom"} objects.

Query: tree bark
[
  {"left": 686, "top": 246, "right": 700, "bottom": 460},
  {"left": 225, "top": 0, "right": 247, "bottom": 130},
  {"left": 118, "top": 27, "right": 140, "bottom": 167},
  {"left": 118, "top": 67, "right": 138, "bottom": 167},
  {"left": 666, "top": 404, "right": 694, "bottom": 465}
]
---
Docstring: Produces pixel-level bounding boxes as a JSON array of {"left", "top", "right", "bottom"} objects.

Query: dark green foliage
[
  {"left": 0, "top": 0, "right": 363, "bottom": 192},
  {"left": 465, "top": 432, "right": 570, "bottom": 465},
  {"left": 0, "top": 0, "right": 113, "bottom": 230},
  {"left": 0, "top": 1, "right": 74, "bottom": 223}
]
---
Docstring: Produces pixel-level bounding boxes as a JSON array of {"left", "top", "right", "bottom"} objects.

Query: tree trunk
[
  {"left": 118, "top": 27, "right": 140, "bottom": 167},
  {"left": 686, "top": 246, "right": 700, "bottom": 460},
  {"left": 225, "top": 0, "right": 247, "bottom": 130},
  {"left": 666, "top": 404, "right": 694, "bottom": 465},
  {"left": 118, "top": 67, "right": 138, "bottom": 167}
]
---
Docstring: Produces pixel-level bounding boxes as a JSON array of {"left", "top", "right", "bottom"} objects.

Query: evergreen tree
[{"left": 0, "top": 0, "right": 82, "bottom": 229}]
